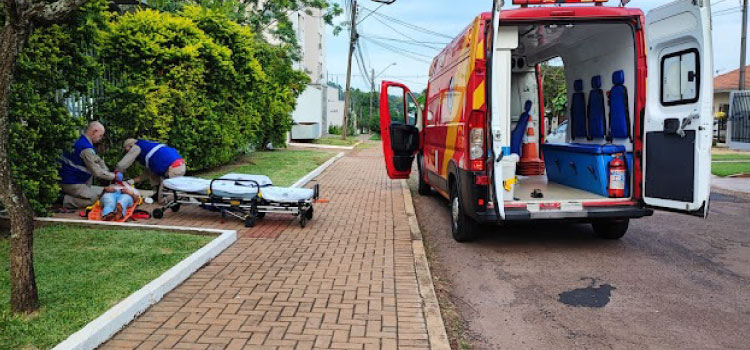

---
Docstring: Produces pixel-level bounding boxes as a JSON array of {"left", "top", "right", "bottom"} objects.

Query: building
[
  {"left": 325, "top": 85, "right": 345, "bottom": 131},
  {"left": 714, "top": 67, "right": 750, "bottom": 150},
  {"left": 288, "top": 7, "right": 327, "bottom": 140}
]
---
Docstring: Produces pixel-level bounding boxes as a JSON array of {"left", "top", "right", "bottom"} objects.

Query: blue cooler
[{"left": 542, "top": 143, "right": 632, "bottom": 198}]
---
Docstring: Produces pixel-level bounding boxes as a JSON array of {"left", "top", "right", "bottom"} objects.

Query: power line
[
  {"left": 359, "top": 5, "right": 454, "bottom": 40},
  {"left": 360, "top": 34, "right": 450, "bottom": 46},
  {"left": 361, "top": 36, "right": 434, "bottom": 64},
  {"left": 367, "top": 14, "right": 444, "bottom": 51}
]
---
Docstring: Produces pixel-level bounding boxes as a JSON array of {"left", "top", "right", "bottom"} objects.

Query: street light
[{"left": 369, "top": 62, "right": 397, "bottom": 133}]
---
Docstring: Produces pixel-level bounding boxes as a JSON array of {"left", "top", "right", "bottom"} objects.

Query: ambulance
[{"left": 379, "top": 0, "right": 713, "bottom": 241}]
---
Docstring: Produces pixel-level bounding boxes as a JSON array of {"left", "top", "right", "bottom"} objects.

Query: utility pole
[
  {"left": 342, "top": 0, "right": 357, "bottom": 140},
  {"left": 370, "top": 68, "right": 375, "bottom": 133},
  {"left": 742, "top": 0, "right": 749, "bottom": 90}
]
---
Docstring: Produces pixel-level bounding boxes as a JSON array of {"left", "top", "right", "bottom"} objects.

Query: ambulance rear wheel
[
  {"left": 152, "top": 208, "right": 164, "bottom": 219},
  {"left": 450, "top": 181, "right": 477, "bottom": 242},
  {"left": 592, "top": 219, "right": 629, "bottom": 240},
  {"left": 417, "top": 154, "right": 431, "bottom": 196}
]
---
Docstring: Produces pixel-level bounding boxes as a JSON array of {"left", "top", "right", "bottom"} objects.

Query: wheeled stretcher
[{"left": 154, "top": 173, "right": 319, "bottom": 228}]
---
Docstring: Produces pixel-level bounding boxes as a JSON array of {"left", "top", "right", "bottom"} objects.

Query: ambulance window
[
  {"left": 407, "top": 95, "right": 418, "bottom": 126},
  {"left": 661, "top": 49, "right": 699, "bottom": 106},
  {"left": 387, "top": 86, "right": 407, "bottom": 123}
]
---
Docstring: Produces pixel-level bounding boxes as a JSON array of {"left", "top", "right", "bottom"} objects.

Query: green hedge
[
  {"left": 7, "top": 0, "right": 108, "bottom": 214},
  {"left": 6, "top": 3, "right": 308, "bottom": 214}
]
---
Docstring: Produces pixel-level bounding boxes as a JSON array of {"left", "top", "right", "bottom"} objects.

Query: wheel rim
[{"left": 451, "top": 196, "right": 459, "bottom": 231}]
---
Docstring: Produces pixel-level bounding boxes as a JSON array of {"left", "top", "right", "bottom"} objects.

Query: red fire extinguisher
[{"left": 608, "top": 155, "right": 626, "bottom": 198}]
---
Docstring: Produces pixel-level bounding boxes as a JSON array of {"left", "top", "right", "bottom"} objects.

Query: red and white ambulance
[{"left": 379, "top": 0, "right": 713, "bottom": 241}]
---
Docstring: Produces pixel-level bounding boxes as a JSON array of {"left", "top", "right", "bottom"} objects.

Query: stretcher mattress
[{"left": 163, "top": 175, "right": 314, "bottom": 203}]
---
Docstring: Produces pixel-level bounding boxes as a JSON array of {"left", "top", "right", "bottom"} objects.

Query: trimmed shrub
[{"left": 7, "top": 0, "right": 109, "bottom": 214}]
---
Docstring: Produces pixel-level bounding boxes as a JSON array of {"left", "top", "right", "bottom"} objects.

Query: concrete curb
[
  {"left": 292, "top": 151, "right": 345, "bottom": 188},
  {"left": 36, "top": 219, "right": 237, "bottom": 350},
  {"left": 401, "top": 180, "right": 451, "bottom": 350},
  {"left": 289, "top": 141, "right": 362, "bottom": 150}
]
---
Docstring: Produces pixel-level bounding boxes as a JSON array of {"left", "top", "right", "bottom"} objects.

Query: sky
[{"left": 324, "top": 0, "right": 744, "bottom": 93}]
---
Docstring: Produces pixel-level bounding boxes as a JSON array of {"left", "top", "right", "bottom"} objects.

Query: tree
[
  {"left": 0, "top": 0, "right": 89, "bottom": 313},
  {"left": 540, "top": 62, "right": 567, "bottom": 121},
  {"left": 243, "top": 0, "right": 341, "bottom": 53}
]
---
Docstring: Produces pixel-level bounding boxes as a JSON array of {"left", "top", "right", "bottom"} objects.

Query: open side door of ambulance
[
  {"left": 644, "top": 0, "right": 713, "bottom": 217},
  {"left": 488, "top": 0, "right": 511, "bottom": 220},
  {"left": 380, "top": 81, "right": 423, "bottom": 179}
]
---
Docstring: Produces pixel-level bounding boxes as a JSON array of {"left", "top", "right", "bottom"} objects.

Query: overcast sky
[{"left": 324, "top": 0, "right": 742, "bottom": 92}]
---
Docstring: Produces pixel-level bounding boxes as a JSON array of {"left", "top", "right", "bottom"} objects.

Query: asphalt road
[{"left": 409, "top": 180, "right": 750, "bottom": 350}]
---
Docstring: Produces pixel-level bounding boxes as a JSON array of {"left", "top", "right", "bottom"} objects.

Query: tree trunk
[{"left": 0, "top": 21, "right": 39, "bottom": 314}]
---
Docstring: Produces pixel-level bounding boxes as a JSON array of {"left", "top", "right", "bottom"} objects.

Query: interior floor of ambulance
[
  {"left": 503, "top": 21, "right": 636, "bottom": 204},
  {"left": 513, "top": 176, "right": 608, "bottom": 202}
]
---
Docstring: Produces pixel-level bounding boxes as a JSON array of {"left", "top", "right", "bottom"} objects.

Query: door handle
[{"left": 677, "top": 112, "right": 700, "bottom": 138}]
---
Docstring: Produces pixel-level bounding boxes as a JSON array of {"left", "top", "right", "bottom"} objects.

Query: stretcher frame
[{"left": 152, "top": 178, "right": 320, "bottom": 228}]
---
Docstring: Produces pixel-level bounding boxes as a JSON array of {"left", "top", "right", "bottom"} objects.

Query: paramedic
[
  {"left": 116, "top": 139, "right": 186, "bottom": 202},
  {"left": 59, "top": 121, "right": 121, "bottom": 208}
]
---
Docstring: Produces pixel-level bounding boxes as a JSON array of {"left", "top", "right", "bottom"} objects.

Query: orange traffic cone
[{"left": 518, "top": 115, "right": 545, "bottom": 176}]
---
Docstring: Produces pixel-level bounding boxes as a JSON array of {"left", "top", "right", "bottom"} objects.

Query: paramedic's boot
[{"left": 115, "top": 204, "right": 124, "bottom": 221}]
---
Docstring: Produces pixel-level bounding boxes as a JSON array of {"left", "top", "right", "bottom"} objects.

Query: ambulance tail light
[{"left": 470, "top": 128, "right": 484, "bottom": 171}]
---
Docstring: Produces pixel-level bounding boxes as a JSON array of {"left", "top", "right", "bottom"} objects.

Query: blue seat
[
  {"left": 511, "top": 100, "right": 532, "bottom": 157},
  {"left": 570, "top": 79, "right": 587, "bottom": 140},
  {"left": 609, "top": 70, "right": 631, "bottom": 140},
  {"left": 587, "top": 76, "right": 606, "bottom": 140}
]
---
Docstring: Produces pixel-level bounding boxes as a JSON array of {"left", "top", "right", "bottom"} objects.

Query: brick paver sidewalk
[{"left": 100, "top": 145, "right": 441, "bottom": 350}]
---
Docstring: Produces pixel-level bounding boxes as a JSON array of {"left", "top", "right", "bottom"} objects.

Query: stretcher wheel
[
  {"left": 171, "top": 204, "right": 181, "bottom": 213},
  {"left": 299, "top": 216, "right": 307, "bottom": 228},
  {"left": 244, "top": 214, "right": 256, "bottom": 228},
  {"left": 305, "top": 207, "right": 314, "bottom": 220},
  {"left": 256, "top": 212, "right": 266, "bottom": 219},
  {"left": 153, "top": 208, "right": 164, "bottom": 219}
]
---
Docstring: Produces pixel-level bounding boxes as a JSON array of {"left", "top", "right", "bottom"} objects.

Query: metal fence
[{"left": 729, "top": 91, "right": 750, "bottom": 144}]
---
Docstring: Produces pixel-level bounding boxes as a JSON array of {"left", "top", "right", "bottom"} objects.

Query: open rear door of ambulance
[
  {"left": 488, "top": 0, "right": 513, "bottom": 220},
  {"left": 380, "top": 81, "right": 423, "bottom": 179},
  {"left": 644, "top": 0, "right": 713, "bottom": 217}
]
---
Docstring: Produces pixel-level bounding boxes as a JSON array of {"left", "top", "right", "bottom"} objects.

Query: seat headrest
[
  {"left": 591, "top": 75, "right": 602, "bottom": 89},
  {"left": 524, "top": 100, "right": 532, "bottom": 113},
  {"left": 574, "top": 79, "right": 584, "bottom": 92},
  {"left": 612, "top": 70, "right": 625, "bottom": 85}
]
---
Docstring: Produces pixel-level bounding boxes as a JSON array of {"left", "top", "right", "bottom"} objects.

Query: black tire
[
  {"left": 592, "top": 219, "right": 629, "bottom": 239},
  {"left": 450, "top": 181, "right": 477, "bottom": 242},
  {"left": 300, "top": 216, "right": 307, "bottom": 228},
  {"left": 171, "top": 204, "right": 181, "bottom": 213},
  {"left": 305, "top": 206, "right": 314, "bottom": 220},
  {"left": 152, "top": 208, "right": 164, "bottom": 219},
  {"left": 417, "top": 155, "right": 431, "bottom": 196},
  {"left": 256, "top": 212, "right": 266, "bottom": 219},
  {"left": 244, "top": 214, "right": 256, "bottom": 228}
]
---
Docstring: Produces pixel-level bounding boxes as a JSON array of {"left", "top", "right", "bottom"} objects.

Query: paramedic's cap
[{"left": 123, "top": 138, "right": 137, "bottom": 150}]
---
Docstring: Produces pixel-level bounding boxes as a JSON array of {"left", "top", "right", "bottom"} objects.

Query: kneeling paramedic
[
  {"left": 59, "top": 121, "right": 121, "bottom": 208},
  {"left": 116, "top": 139, "right": 186, "bottom": 202}
]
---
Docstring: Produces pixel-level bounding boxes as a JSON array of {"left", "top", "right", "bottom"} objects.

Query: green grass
[
  {"left": 368, "top": 133, "right": 382, "bottom": 141},
  {"left": 0, "top": 225, "right": 213, "bottom": 350},
  {"left": 312, "top": 136, "right": 359, "bottom": 146},
  {"left": 712, "top": 162, "right": 750, "bottom": 177},
  {"left": 712, "top": 153, "right": 750, "bottom": 161},
  {"left": 200, "top": 149, "right": 335, "bottom": 186}
]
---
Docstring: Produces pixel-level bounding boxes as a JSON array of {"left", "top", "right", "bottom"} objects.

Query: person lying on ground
[{"left": 100, "top": 180, "right": 141, "bottom": 221}]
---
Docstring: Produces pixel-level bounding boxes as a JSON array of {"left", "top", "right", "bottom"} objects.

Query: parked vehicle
[
  {"left": 545, "top": 121, "right": 568, "bottom": 144},
  {"left": 379, "top": 0, "right": 713, "bottom": 241}
]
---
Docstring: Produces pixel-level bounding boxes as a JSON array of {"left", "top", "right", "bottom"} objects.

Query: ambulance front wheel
[
  {"left": 592, "top": 219, "right": 629, "bottom": 240},
  {"left": 417, "top": 154, "right": 431, "bottom": 196}
]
